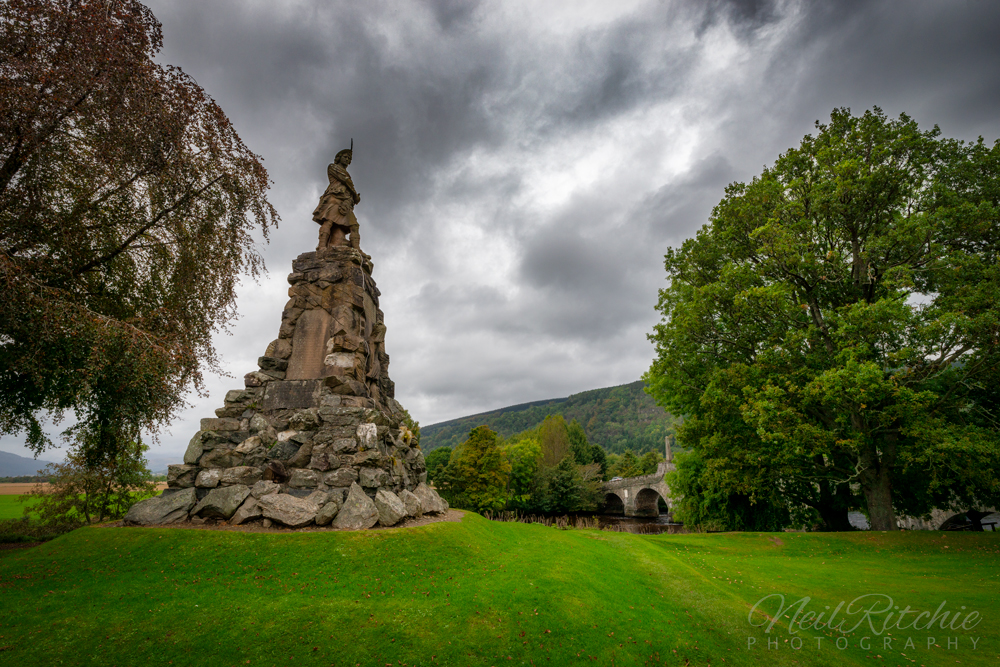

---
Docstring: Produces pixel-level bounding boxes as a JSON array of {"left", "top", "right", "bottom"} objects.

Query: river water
[{"left": 597, "top": 513, "right": 686, "bottom": 534}]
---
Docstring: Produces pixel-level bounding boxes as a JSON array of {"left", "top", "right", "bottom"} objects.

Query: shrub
[{"left": 26, "top": 439, "right": 157, "bottom": 527}]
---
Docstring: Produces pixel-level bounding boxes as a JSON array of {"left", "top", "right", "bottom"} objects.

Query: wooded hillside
[{"left": 420, "top": 381, "right": 677, "bottom": 454}]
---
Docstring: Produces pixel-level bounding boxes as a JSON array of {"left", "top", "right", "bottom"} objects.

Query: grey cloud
[
  {"left": 636, "top": 153, "right": 738, "bottom": 242},
  {"left": 9, "top": 0, "right": 983, "bottom": 460},
  {"left": 427, "top": 0, "right": 483, "bottom": 32}
]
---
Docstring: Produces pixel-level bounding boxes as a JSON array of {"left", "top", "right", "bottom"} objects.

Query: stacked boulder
[{"left": 125, "top": 245, "right": 448, "bottom": 529}]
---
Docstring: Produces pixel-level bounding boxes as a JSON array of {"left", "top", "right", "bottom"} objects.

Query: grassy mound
[{"left": 0, "top": 514, "right": 996, "bottom": 666}]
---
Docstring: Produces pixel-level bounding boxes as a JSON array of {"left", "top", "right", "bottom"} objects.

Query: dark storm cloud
[
  {"left": 151, "top": 0, "right": 769, "bottom": 245},
  {"left": 751, "top": 1, "right": 1000, "bottom": 149},
  {"left": 636, "top": 153, "right": 738, "bottom": 242},
  {"left": 9, "top": 0, "right": 990, "bottom": 462}
]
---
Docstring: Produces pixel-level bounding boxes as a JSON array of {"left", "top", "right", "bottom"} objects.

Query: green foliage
[
  {"left": 436, "top": 426, "right": 511, "bottom": 513},
  {"left": 442, "top": 419, "right": 603, "bottom": 514},
  {"left": 537, "top": 415, "right": 570, "bottom": 467},
  {"left": 539, "top": 457, "right": 582, "bottom": 513},
  {"left": 505, "top": 417, "right": 603, "bottom": 513},
  {"left": 26, "top": 439, "right": 156, "bottom": 526},
  {"left": 0, "top": 1, "right": 277, "bottom": 464},
  {"left": 639, "top": 451, "right": 664, "bottom": 475},
  {"left": 666, "top": 450, "right": 791, "bottom": 531},
  {"left": 567, "top": 419, "right": 590, "bottom": 464},
  {"left": 533, "top": 456, "right": 603, "bottom": 514},
  {"left": 589, "top": 443, "right": 608, "bottom": 478},
  {"left": 607, "top": 450, "right": 643, "bottom": 478},
  {"left": 501, "top": 437, "right": 541, "bottom": 510},
  {"left": 0, "top": 515, "right": 78, "bottom": 544},
  {"left": 646, "top": 107, "right": 1000, "bottom": 531},
  {"left": 0, "top": 476, "right": 49, "bottom": 484},
  {"left": 423, "top": 446, "right": 451, "bottom": 485},
  {"left": 420, "top": 381, "right": 678, "bottom": 455}
]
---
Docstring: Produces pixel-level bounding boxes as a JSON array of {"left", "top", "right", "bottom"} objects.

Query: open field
[
  {"left": 0, "top": 484, "right": 169, "bottom": 521},
  {"left": 0, "top": 482, "right": 169, "bottom": 495},
  {"left": 0, "top": 483, "right": 49, "bottom": 495},
  {"left": 0, "top": 513, "right": 996, "bottom": 666},
  {"left": 0, "top": 494, "right": 38, "bottom": 520}
]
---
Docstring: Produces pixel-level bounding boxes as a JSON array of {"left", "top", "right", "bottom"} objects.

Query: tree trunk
[
  {"left": 859, "top": 435, "right": 898, "bottom": 531},
  {"left": 862, "top": 476, "right": 896, "bottom": 530}
]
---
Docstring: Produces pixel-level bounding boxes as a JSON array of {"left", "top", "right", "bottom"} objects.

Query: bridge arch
[
  {"left": 633, "top": 488, "right": 668, "bottom": 518},
  {"left": 603, "top": 492, "right": 625, "bottom": 515},
  {"left": 938, "top": 511, "right": 1000, "bottom": 531},
  {"left": 599, "top": 461, "right": 676, "bottom": 518}
]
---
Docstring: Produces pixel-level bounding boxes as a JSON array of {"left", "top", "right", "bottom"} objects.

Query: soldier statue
[{"left": 313, "top": 142, "right": 361, "bottom": 250}]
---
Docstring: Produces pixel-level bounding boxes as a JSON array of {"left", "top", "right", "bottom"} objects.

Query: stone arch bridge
[
  {"left": 599, "top": 447, "right": 995, "bottom": 529},
  {"left": 601, "top": 461, "right": 676, "bottom": 518}
]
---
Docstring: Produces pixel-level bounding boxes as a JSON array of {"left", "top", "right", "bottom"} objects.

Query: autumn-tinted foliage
[{"left": 0, "top": 1, "right": 278, "bottom": 461}]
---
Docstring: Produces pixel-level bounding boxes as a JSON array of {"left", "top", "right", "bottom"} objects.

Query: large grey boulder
[
  {"left": 374, "top": 489, "right": 406, "bottom": 527},
  {"left": 251, "top": 480, "right": 281, "bottom": 498},
  {"left": 235, "top": 437, "right": 269, "bottom": 468},
  {"left": 192, "top": 484, "right": 251, "bottom": 519},
  {"left": 332, "top": 483, "right": 379, "bottom": 530},
  {"left": 305, "top": 490, "right": 330, "bottom": 507},
  {"left": 308, "top": 443, "right": 341, "bottom": 471},
  {"left": 413, "top": 483, "right": 447, "bottom": 514},
  {"left": 249, "top": 413, "right": 269, "bottom": 434},
  {"left": 288, "top": 468, "right": 320, "bottom": 488},
  {"left": 359, "top": 467, "right": 390, "bottom": 488},
  {"left": 220, "top": 466, "right": 263, "bottom": 487},
  {"left": 324, "top": 467, "right": 358, "bottom": 487},
  {"left": 199, "top": 448, "right": 243, "bottom": 469},
  {"left": 235, "top": 435, "right": 263, "bottom": 454},
  {"left": 257, "top": 493, "right": 320, "bottom": 528},
  {"left": 195, "top": 469, "right": 221, "bottom": 488},
  {"left": 230, "top": 496, "right": 262, "bottom": 525},
  {"left": 167, "top": 464, "right": 199, "bottom": 488},
  {"left": 314, "top": 498, "right": 342, "bottom": 526},
  {"left": 267, "top": 439, "right": 299, "bottom": 461},
  {"left": 183, "top": 432, "right": 204, "bottom": 465},
  {"left": 124, "top": 488, "right": 197, "bottom": 525},
  {"left": 399, "top": 489, "right": 423, "bottom": 518}
]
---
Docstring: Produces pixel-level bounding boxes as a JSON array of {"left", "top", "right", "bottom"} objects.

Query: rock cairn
[{"left": 126, "top": 244, "right": 448, "bottom": 530}]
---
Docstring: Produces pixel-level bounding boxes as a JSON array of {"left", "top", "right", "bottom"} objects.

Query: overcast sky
[{"left": 4, "top": 0, "right": 1000, "bottom": 467}]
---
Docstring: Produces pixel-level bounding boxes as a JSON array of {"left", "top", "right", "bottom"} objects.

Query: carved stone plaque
[{"left": 286, "top": 308, "right": 332, "bottom": 380}]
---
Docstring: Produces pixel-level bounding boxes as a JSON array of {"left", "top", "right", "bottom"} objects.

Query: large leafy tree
[
  {"left": 501, "top": 436, "right": 541, "bottom": 510},
  {"left": 437, "top": 426, "right": 511, "bottom": 513},
  {"left": 0, "top": 1, "right": 277, "bottom": 462},
  {"left": 645, "top": 108, "right": 1000, "bottom": 531},
  {"left": 423, "top": 446, "right": 451, "bottom": 485}
]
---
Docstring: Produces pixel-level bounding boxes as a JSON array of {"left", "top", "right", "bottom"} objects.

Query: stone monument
[{"left": 126, "top": 146, "right": 448, "bottom": 530}]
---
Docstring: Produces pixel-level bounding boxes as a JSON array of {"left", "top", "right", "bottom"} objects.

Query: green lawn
[
  {"left": 0, "top": 494, "right": 37, "bottom": 520},
  {"left": 0, "top": 513, "right": 996, "bottom": 666}
]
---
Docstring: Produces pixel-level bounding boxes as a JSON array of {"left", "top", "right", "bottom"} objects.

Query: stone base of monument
[{"left": 125, "top": 246, "right": 448, "bottom": 529}]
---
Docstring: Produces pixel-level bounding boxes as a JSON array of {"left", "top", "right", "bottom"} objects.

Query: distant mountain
[
  {"left": 420, "top": 381, "right": 678, "bottom": 455},
  {"left": 145, "top": 455, "right": 178, "bottom": 476},
  {"left": 0, "top": 450, "right": 56, "bottom": 477}
]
